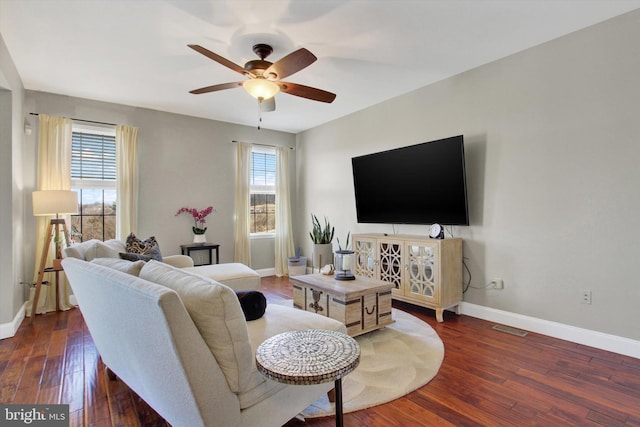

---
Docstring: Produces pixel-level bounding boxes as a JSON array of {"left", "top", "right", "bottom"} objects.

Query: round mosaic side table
[{"left": 255, "top": 329, "right": 360, "bottom": 427}]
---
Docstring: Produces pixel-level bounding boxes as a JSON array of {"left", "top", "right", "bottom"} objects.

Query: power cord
[
  {"left": 462, "top": 257, "right": 472, "bottom": 293},
  {"left": 445, "top": 225, "right": 455, "bottom": 238}
]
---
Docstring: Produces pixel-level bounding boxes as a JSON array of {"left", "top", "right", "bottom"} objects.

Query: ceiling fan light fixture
[{"left": 243, "top": 78, "right": 280, "bottom": 100}]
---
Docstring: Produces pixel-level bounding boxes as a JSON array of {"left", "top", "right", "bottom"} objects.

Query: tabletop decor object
[{"left": 176, "top": 205, "right": 214, "bottom": 243}]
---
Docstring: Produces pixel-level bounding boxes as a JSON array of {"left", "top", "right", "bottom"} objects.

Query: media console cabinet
[{"left": 352, "top": 233, "right": 462, "bottom": 322}]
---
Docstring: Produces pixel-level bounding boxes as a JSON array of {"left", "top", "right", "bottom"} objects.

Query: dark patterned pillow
[
  {"left": 119, "top": 252, "right": 152, "bottom": 262},
  {"left": 125, "top": 233, "right": 163, "bottom": 261}
]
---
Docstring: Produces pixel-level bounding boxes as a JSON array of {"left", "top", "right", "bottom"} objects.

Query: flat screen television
[{"left": 351, "top": 135, "right": 469, "bottom": 225}]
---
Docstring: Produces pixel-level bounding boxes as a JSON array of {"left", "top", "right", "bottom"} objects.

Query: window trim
[
  {"left": 250, "top": 146, "right": 276, "bottom": 237},
  {"left": 70, "top": 123, "right": 117, "bottom": 242}
]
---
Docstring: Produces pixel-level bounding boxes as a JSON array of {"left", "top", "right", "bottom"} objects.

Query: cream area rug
[{"left": 274, "top": 301, "right": 444, "bottom": 417}]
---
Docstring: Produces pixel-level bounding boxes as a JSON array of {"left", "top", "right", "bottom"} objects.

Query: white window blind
[{"left": 71, "top": 127, "right": 116, "bottom": 189}]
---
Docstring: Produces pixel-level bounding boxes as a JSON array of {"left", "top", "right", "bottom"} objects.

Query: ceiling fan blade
[
  {"left": 188, "top": 44, "right": 254, "bottom": 77},
  {"left": 189, "top": 82, "right": 243, "bottom": 94},
  {"left": 264, "top": 48, "right": 316, "bottom": 80},
  {"left": 260, "top": 97, "right": 276, "bottom": 112},
  {"left": 278, "top": 82, "right": 336, "bottom": 103}
]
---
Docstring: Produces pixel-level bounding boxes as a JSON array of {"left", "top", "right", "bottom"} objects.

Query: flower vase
[{"left": 193, "top": 233, "right": 206, "bottom": 244}]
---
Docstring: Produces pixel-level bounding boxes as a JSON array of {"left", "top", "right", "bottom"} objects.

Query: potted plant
[
  {"left": 309, "top": 214, "right": 334, "bottom": 269},
  {"left": 176, "top": 205, "right": 215, "bottom": 244}
]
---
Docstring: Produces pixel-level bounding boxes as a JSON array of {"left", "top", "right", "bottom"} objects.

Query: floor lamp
[{"left": 31, "top": 190, "right": 78, "bottom": 322}]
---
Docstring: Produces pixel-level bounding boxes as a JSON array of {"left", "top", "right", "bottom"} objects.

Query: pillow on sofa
[
  {"left": 63, "top": 239, "right": 100, "bottom": 260},
  {"left": 96, "top": 240, "right": 126, "bottom": 259},
  {"left": 85, "top": 239, "right": 127, "bottom": 261},
  {"left": 139, "top": 260, "right": 255, "bottom": 394},
  {"left": 125, "top": 233, "right": 162, "bottom": 261},
  {"left": 119, "top": 252, "right": 152, "bottom": 262},
  {"left": 90, "top": 257, "right": 146, "bottom": 276},
  {"left": 235, "top": 291, "right": 267, "bottom": 321}
]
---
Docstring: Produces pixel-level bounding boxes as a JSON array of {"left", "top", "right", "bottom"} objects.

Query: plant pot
[
  {"left": 193, "top": 233, "right": 206, "bottom": 244},
  {"left": 312, "top": 243, "right": 333, "bottom": 269}
]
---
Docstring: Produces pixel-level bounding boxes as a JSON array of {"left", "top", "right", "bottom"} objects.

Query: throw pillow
[
  {"left": 125, "top": 233, "right": 163, "bottom": 261},
  {"left": 90, "top": 257, "right": 146, "bottom": 276},
  {"left": 235, "top": 291, "right": 267, "bottom": 321},
  {"left": 63, "top": 239, "right": 100, "bottom": 260},
  {"left": 86, "top": 240, "right": 126, "bottom": 261},
  {"left": 97, "top": 240, "right": 127, "bottom": 258},
  {"left": 119, "top": 252, "right": 152, "bottom": 262}
]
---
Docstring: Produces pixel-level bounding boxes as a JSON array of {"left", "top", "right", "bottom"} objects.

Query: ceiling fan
[{"left": 188, "top": 43, "right": 336, "bottom": 112}]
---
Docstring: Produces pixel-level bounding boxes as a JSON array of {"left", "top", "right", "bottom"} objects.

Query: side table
[
  {"left": 31, "top": 265, "right": 63, "bottom": 323},
  {"left": 255, "top": 329, "right": 360, "bottom": 427},
  {"left": 180, "top": 243, "right": 220, "bottom": 266}
]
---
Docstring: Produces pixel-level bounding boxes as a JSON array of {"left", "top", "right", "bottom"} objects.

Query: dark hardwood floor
[{"left": 1, "top": 275, "right": 639, "bottom": 426}]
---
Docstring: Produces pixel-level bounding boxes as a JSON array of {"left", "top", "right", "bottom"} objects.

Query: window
[
  {"left": 70, "top": 124, "right": 117, "bottom": 242},
  {"left": 250, "top": 147, "right": 276, "bottom": 235}
]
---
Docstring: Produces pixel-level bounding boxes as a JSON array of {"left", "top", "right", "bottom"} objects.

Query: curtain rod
[
  {"left": 231, "top": 140, "right": 295, "bottom": 150},
  {"left": 29, "top": 112, "right": 117, "bottom": 127}
]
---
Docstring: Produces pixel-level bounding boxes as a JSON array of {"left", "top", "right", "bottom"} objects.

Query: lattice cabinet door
[
  {"left": 404, "top": 241, "right": 439, "bottom": 303},
  {"left": 353, "top": 236, "right": 377, "bottom": 279},
  {"left": 377, "top": 239, "right": 404, "bottom": 292}
]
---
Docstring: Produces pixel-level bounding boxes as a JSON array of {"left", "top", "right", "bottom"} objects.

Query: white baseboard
[
  {"left": 8, "top": 287, "right": 635, "bottom": 360},
  {"left": 0, "top": 302, "right": 27, "bottom": 340},
  {"left": 460, "top": 302, "right": 640, "bottom": 359},
  {"left": 256, "top": 268, "right": 276, "bottom": 277},
  {"left": 0, "top": 296, "right": 79, "bottom": 340}
]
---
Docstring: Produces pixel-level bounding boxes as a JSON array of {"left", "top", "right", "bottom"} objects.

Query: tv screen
[{"left": 351, "top": 135, "right": 469, "bottom": 225}]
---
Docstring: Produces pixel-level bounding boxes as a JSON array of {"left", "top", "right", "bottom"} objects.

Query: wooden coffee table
[
  {"left": 256, "top": 329, "right": 360, "bottom": 427},
  {"left": 291, "top": 274, "right": 394, "bottom": 336}
]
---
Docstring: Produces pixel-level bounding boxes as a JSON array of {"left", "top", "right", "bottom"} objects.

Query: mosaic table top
[{"left": 255, "top": 329, "right": 361, "bottom": 386}]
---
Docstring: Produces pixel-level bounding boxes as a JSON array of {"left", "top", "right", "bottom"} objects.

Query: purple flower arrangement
[{"left": 175, "top": 206, "right": 214, "bottom": 234}]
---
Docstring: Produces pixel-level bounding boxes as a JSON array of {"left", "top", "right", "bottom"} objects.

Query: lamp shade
[
  {"left": 32, "top": 190, "right": 79, "bottom": 216},
  {"left": 242, "top": 78, "right": 280, "bottom": 100}
]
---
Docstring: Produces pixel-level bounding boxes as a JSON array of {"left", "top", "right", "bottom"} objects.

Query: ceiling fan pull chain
[{"left": 257, "top": 99, "right": 262, "bottom": 130}]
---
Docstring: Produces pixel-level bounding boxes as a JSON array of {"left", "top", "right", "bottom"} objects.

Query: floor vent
[{"left": 492, "top": 324, "right": 528, "bottom": 337}]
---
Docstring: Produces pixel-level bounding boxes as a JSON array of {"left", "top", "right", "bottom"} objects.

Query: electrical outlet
[
  {"left": 489, "top": 279, "right": 504, "bottom": 289},
  {"left": 581, "top": 290, "right": 592, "bottom": 304},
  {"left": 192, "top": 251, "right": 207, "bottom": 266}
]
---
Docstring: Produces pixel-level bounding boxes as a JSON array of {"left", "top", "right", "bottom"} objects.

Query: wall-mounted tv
[{"left": 351, "top": 135, "right": 469, "bottom": 226}]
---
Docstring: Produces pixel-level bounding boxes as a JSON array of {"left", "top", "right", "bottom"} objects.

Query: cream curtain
[
  {"left": 116, "top": 124, "right": 139, "bottom": 240},
  {"left": 29, "top": 114, "right": 74, "bottom": 315},
  {"left": 234, "top": 141, "right": 252, "bottom": 265},
  {"left": 274, "top": 146, "right": 295, "bottom": 276}
]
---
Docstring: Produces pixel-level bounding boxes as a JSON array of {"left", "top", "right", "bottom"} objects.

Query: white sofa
[
  {"left": 63, "top": 239, "right": 260, "bottom": 291},
  {"left": 62, "top": 257, "right": 347, "bottom": 427}
]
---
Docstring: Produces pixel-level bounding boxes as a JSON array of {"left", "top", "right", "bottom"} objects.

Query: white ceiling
[{"left": 2, "top": 0, "right": 639, "bottom": 133}]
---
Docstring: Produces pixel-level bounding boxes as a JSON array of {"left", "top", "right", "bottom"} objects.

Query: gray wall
[
  {"left": 0, "top": 30, "right": 26, "bottom": 325},
  {"left": 295, "top": 10, "right": 640, "bottom": 341},
  {"left": 4, "top": 8, "right": 640, "bottom": 344},
  {"left": 22, "top": 91, "right": 296, "bottom": 282}
]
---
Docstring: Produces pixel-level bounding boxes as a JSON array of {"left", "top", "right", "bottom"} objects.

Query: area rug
[{"left": 274, "top": 301, "right": 444, "bottom": 417}]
